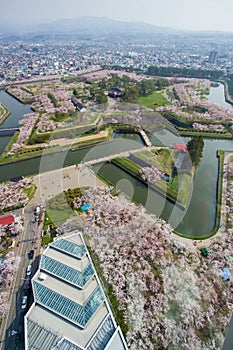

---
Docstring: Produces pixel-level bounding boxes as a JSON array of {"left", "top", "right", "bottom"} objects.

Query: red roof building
[
  {"left": 173, "top": 143, "right": 187, "bottom": 151},
  {"left": 0, "top": 214, "right": 15, "bottom": 226}
]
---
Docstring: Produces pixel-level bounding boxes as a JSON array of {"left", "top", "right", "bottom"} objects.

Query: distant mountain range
[
  {"left": 0, "top": 16, "right": 232, "bottom": 37},
  {"left": 34, "top": 16, "right": 175, "bottom": 35},
  {"left": 0, "top": 16, "right": 176, "bottom": 35}
]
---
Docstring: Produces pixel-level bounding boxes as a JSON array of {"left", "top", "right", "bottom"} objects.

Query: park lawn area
[
  {"left": 44, "top": 206, "right": 74, "bottom": 229},
  {"left": 138, "top": 91, "right": 171, "bottom": 108},
  {"left": 45, "top": 193, "right": 75, "bottom": 229}
]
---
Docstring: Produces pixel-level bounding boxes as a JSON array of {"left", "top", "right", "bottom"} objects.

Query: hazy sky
[{"left": 1, "top": 0, "right": 233, "bottom": 32}]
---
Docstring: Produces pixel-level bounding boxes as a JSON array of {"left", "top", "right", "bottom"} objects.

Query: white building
[{"left": 24, "top": 231, "right": 128, "bottom": 350}]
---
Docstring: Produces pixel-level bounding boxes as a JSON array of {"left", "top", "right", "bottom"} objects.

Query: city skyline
[{"left": 1, "top": 0, "right": 233, "bottom": 33}]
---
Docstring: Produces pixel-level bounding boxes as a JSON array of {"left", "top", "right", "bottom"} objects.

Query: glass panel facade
[
  {"left": 53, "top": 338, "right": 83, "bottom": 350},
  {"left": 40, "top": 256, "right": 94, "bottom": 288},
  {"left": 33, "top": 282, "right": 104, "bottom": 327},
  {"left": 51, "top": 239, "right": 86, "bottom": 258},
  {"left": 87, "top": 315, "right": 116, "bottom": 350}
]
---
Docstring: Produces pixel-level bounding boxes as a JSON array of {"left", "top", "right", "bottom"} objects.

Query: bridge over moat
[
  {"left": 83, "top": 145, "right": 168, "bottom": 166},
  {"left": 0, "top": 127, "right": 20, "bottom": 136}
]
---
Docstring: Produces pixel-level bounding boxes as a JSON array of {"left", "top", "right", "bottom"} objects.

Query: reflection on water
[
  {"left": 1, "top": 85, "right": 233, "bottom": 237},
  {"left": 0, "top": 90, "right": 32, "bottom": 154},
  {"left": 208, "top": 83, "right": 233, "bottom": 109},
  {"left": 96, "top": 130, "right": 233, "bottom": 237}
]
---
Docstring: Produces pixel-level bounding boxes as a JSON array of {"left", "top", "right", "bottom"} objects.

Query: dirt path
[
  {"left": 24, "top": 129, "right": 110, "bottom": 149},
  {"left": 48, "top": 129, "right": 109, "bottom": 147}
]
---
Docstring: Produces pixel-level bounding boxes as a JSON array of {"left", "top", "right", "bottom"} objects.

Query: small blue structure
[
  {"left": 221, "top": 268, "right": 231, "bottom": 281},
  {"left": 163, "top": 174, "right": 170, "bottom": 182},
  {"left": 174, "top": 153, "right": 185, "bottom": 171},
  {"left": 81, "top": 204, "right": 90, "bottom": 211}
]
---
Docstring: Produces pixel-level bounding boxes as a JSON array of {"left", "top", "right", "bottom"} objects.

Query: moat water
[{"left": 1, "top": 85, "right": 233, "bottom": 237}]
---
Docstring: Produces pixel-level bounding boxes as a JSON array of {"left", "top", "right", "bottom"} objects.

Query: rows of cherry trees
[
  {"left": 193, "top": 123, "right": 225, "bottom": 131},
  {"left": 0, "top": 177, "right": 33, "bottom": 210},
  {"left": 0, "top": 219, "right": 23, "bottom": 240},
  {"left": 81, "top": 69, "right": 146, "bottom": 82},
  {"left": 7, "top": 75, "right": 60, "bottom": 85},
  {"left": 56, "top": 184, "right": 232, "bottom": 350},
  {"left": 0, "top": 253, "right": 21, "bottom": 318},
  {"left": 140, "top": 165, "right": 163, "bottom": 183},
  {"left": 7, "top": 86, "right": 34, "bottom": 101},
  {"left": 158, "top": 78, "right": 233, "bottom": 124},
  {"left": 6, "top": 112, "right": 39, "bottom": 156}
]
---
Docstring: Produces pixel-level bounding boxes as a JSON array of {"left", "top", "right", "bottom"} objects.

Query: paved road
[
  {"left": 0, "top": 203, "right": 42, "bottom": 350},
  {"left": 0, "top": 163, "right": 105, "bottom": 349}
]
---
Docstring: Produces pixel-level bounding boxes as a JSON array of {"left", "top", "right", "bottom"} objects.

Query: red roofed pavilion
[
  {"left": 173, "top": 143, "right": 187, "bottom": 151},
  {"left": 0, "top": 214, "right": 15, "bottom": 226}
]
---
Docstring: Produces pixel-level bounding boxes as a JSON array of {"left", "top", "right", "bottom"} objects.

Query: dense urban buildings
[{"left": 1, "top": 31, "right": 233, "bottom": 83}]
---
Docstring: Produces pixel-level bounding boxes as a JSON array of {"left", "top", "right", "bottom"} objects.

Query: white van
[{"left": 26, "top": 265, "right": 32, "bottom": 276}]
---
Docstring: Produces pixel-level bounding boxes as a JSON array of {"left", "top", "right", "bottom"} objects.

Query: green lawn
[
  {"left": 138, "top": 91, "right": 171, "bottom": 108},
  {"left": 44, "top": 193, "right": 75, "bottom": 229},
  {"left": 134, "top": 148, "right": 176, "bottom": 175}
]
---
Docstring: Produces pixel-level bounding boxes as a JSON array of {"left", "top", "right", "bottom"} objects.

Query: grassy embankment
[
  {"left": 0, "top": 102, "right": 10, "bottom": 125},
  {"left": 161, "top": 111, "right": 233, "bottom": 139},
  {"left": 108, "top": 147, "right": 224, "bottom": 240},
  {"left": 6, "top": 88, "right": 35, "bottom": 105},
  {"left": 0, "top": 125, "right": 113, "bottom": 164},
  {"left": 111, "top": 148, "right": 193, "bottom": 209}
]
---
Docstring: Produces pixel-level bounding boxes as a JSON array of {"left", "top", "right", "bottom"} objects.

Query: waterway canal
[
  {"left": 0, "top": 85, "right": 233, "bottom": 237},
  {"left": 0, "top": 90, "right": 32, "bottom": 154}
]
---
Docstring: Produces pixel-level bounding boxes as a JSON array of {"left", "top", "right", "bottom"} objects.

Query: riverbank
[
  {"left": 5, "top": 88, "right": 35, "bottom": 105},
  {"left": 177, "top": 127, "right": 233, "bottom": 139},
  {"left": 0, "top": 127, "right": 113, "bottom": 165},
  {"left": 0, "top": 103, "right": 10, "bottom": 125},
  {"left": 218, "top": 79, "right": 233, "bottom": 106}
]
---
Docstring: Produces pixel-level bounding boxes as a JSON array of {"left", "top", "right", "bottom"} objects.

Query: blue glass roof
[
  {"left": 87, "top": 315, "right": 116, "bottom": 350},
  {"left": 50, "top": 239, "right": 86, "bottom": 259},
  {"left": 40, "top": 255, "right": 94, "bottom": 288},
  {"left": 53, "top": 339, "right": 83, "bottom": 350},
  {"left": 33, "top": 282, "right": 104, "bottom": 328}
]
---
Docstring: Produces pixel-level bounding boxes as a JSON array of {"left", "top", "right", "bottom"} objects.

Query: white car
[
  {"left": 26, "top": 265, "right": 32, "bottom": 276},
  {"left": 21, "top": 295, "right": 28, "bottom": 310}
]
